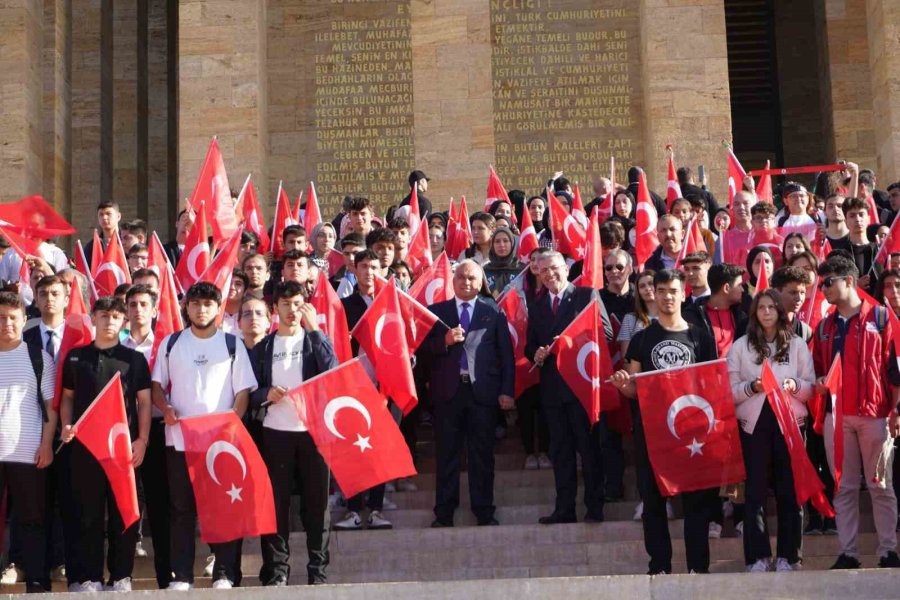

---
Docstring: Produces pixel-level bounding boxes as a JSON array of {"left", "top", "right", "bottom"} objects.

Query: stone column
[
  {"left": 0, "top": 0, "right": 44, "bottom": 200},
  {"left": 639, "top": 0, "right": 732, "bottom": 201},
  {"left": 112, "top": 0, "right": 140, "bottom": 216},
  {"left": 178, "top": 0, "right": 268, "bottom": 205},
  {"left": 42, "top": 0, "right": 71, "bottom": 221},
  {"left": 866, "top": 0, "right": 900, "bottom": 179}
]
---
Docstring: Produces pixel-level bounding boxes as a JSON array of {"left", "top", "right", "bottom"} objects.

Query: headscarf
[{"left": 487, "top": 227, "right": 520, "bottom": 269}]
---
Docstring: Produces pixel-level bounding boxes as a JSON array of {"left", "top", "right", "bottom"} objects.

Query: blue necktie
[{"left": 459, "top": 302, "right": 470, "bottom": 371}]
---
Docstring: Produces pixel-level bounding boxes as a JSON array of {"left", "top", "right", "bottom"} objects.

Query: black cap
[
  {"left": 340, "top": 232, "right": 365, "bottom": 249},
  {"left": 782, "top": 182, "right": 808, "bottom": 196},
  {"left": 408, "top": 170, "right": 430, "bottom": 186}
]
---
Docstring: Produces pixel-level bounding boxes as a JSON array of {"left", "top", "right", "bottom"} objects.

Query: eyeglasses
[
  {"left": 604, "top": 264, "right": 626, "bottom": 272},
  {"left": 822, "top": 275, "right": 848, "bottom": 289}
]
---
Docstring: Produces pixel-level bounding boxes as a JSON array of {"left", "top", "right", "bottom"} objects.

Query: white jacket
[{"left": 727, "top": 335, "right": 815, "bottom": 434}]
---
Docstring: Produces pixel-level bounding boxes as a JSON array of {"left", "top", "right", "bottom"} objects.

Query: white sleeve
[
  {"left": 792, "top": 337, "right": 816, "bottom": 404},
  {"left": 151, "top": 334, "right": 171, "bottom": 388},
  {"left": 46, "top": 246, "right": 69, "bottom": 272},
  {"left": 231, "top": 340, "right": 258, "bottom": 394},
  {"left": 0, "top": 251, "right": 20, "bottom": 282}
]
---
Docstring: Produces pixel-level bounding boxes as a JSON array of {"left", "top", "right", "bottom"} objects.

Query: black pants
[
  {"left": 433, "top": 382, "right": 497, "bottom": 523},
  {"left": 167, "top": 448, "right": 242, "bottom": 585},
  {"left": 542, "top": 400, "right": 604, "bottom": 518},
  {"left": 66, "top": 440, "right": 138, "bottom": 584},
  {"left": 597, "top": 413, "right": 625, "bottom": 499},
  {"left": 141, "top": 419, "right": 171, "bottom": 588},
  {"left": 260, "top": 429, "right": 330, "bottom": 585},
  {"left": 740, "top": 403, "right": 802, "bottom": 565},
  {"left": 632, "top": 400, "right": 717, "bottom": 573},
  {"left": 516, "top": 385, "right": 548, "bottom": 455},
  {"left": 804, "top": 426, "right": 834, "bottom": 526},
  {"left": 0, "top": 462, "right": 49, "bottom": 591},
  {"left": 347, "top": 400, "right": 402, "bottom": 512},
  {"left": 8, "top": 449, "right": 65, "bottom": 573}
]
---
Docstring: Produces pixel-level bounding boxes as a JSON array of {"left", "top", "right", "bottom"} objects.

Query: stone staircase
[{"left": 2, "top": 421, "right": 895, "bottom": 593}]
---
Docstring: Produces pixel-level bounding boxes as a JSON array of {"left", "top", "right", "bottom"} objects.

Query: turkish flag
[
  {"left": 726, "top": 147, "right": 747, "bottom": 207},
  {"left": 405, "top": 216, "right": 432, "bottom": 277},
  {"left": 497, "top": 289, "right": 540, "bottom": 398},
  {"left": 351, "top": 282, "right": 418, "bottom": 414},
  {"left": 304, "top": 181, "right": 322, "bottom": 234},
  {"left": 73, "top": 239, "right": 99, "bottom": 306},
  {"left": 309, "top": 271, "right": 353, "bottom": 364},
  {"left": 179, "top": 411, "right": 276, "bottom": 543},
  {"left": 409, "top": 252, "right": 453, "bottom": 307},
  {"left": 552, "top": 300, "right": 616, "bottom": 424},
  {"left": 271, "top": 182, "right": 294, "bottom": 259},
  {"left": 286, "top": 359, "right": 416, "bottom": 498},
  {"left": 755, "top": 260, "right": 770, "bottom": 293},
  {"left": 65, "top": 275, "right": 89, "bottom": 318},
  {"left": 675, "top": 217, "right": 704, "bottom": 270},
  {"left": 634, "top": 170, "right": 660, "bottom": 270},
  {"left": 148, "top": 231, "right": 183, "bottom": 295},
  {"left": 90, "top": 229, "right": 103, "bottom": 277},
  {"left": 666, "top": 151, "right": 682, "bottom": 210},
  {"left": 94, "top": 232, "right": 131, "bottom": 298},
  {"left": 798, "top": 273, "right": 832, "bottom": 329},
  {"left": 291, "top": 192, "right": 302, "bottom": 224},
  {"left": 149, "top": 261, "right": 185, "bottom": 370},
  {"left": 548, "top": 189, "right": 586, "bottom": 259},
  {"left": 407, "top": 184, "right": 421, "bottom": 235},
  {"left": 0, "top": 195, "right": 76, "bottom": 240},
  {"left": 876, "top": 211, "right": 900, "bottom": 264},
  {"left": 198, "top": 227, "right": 243, "bottom": 301},
  {"left": 445, "top": 196, "right": 473, "bottom": 259},
  {"left": 571, "top": 184, "right": 588, "bottom": 230},
  {"left": 484, "top": 166, "right": 510, "bottom": 212},
  {"left": 517, "top": 202, "right": 539, "bottom": 263},
  {"left": 187, "top": 138, "right": 237, "bottom": 245},
  {"left": 634, "top": 359, "right": 745, "bottom": 495},
  {"left": 755, "top": 160, "right": 773, "bottom": 203},
  {"left": 236, "top": 174, "right": 270, "bottom": 255},
  {"left": 373, "top": 276, "right": 440, "bottom": 352},
  {"left": 761, "top": 360, "right": 835, "bottom": 517},
  {"left": 174, "top": 202, "right": 210, "bottom": 293},
  {"left": 576, "top": 207, "right": 604, "bottom": 289},
  {"left": 823, "top": 354, "right": 843, "bottom": 491},
  {"left": 0, "top": 223, "right": 43, "bottom": 283},
  {"left": 71, "top": 373, "right": 140, "bottom": 530},
  {"left": 53, "top": 314, "right": 94, "bottom": 410},
  {"left": 325, "top": 248, "right": 344, "bottom": 279}
]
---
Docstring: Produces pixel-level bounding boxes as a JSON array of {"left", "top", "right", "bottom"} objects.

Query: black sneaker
[
  {"left": 878, "top": 551, "right": 900, "bottom": 568},
  {"left": 830, "top": 554, "right": 861, "bottom": 570},
  {"left": 803, "top": 521, "right": 823, "bottom": 536}
]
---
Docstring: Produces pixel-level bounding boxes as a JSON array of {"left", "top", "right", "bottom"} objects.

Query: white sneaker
[
  {"left": 202, "top": 554, "right": 215, "bottom": 577},
  {"left": 334, "top": 511, "right": 363, "bottom": 530},
  {"left": 666, "top": 500, "right": 675, "bottom": 520},
  {"left": 708, "top": 522, "right": 723, "bottom": 539},
  {"left": 735, "top": 522, "right": 744, "bottom": 537},
  {"left": 212, "top": 578, "right": 233, "bottom": 589},
  {"left": 382, "top": 496, "right": 398, "bottom": 511},
  {"left": 81, "top": 581, "right": 104, "bottom": 591},
  {"left": 0, "top": 563, "right": 23, "bottom": 584},
  {"left": 537, "top": 453, "right": 553, "bottom": 469},
  {"left": 384, "top": 482, "right": 397, "bottom": 493},
  {"left": 524, "top": 454, "right": 539, "bottom": 470},
  {"left": 68, "top": 582, "right": 86, "bottom": 592},
  {"left": 747, "top": 559, "right": 769, "bottom": 572},
  {"left": 398, "top": 478, "right": 418, "bottom": 492},
  {"left": 775, "top": 557, "right": 798, "bottom": 572},
  {"left": 328, "top": 492, "right": 345, "bottom": 509},
  {"left": 111, "top": 577, "right": 133, "bottom": 591},
  {"left": 167, "top": 581, "right": 192, "bottom": 591},
  {"left": 633, "top": 502, "right": 644, "bottom": 521},
  {"left": 367, "top": 510, "right": 393, "bottom": 530},
  {"left": 135, "top": 541, "right": 148, "bottom": 557}
]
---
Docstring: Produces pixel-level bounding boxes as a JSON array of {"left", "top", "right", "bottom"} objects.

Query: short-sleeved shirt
[
  {"left": 265, "top": 332, "right": 306, "bottom": 432},
  {"left": 0, "top": 344, "right": 55, "bottom": 463},
  {"left": 624, "top": 320, "right": 717, "bottom": 374},
  {"left": 152, "top": 329, "right": 258, "bottom": 450},
  {"left": 62, "top": 343, "right": 152, "bottom": 440}
]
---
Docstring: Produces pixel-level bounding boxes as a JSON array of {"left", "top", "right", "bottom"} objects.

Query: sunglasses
[
  {"left": 604, "top": 264, "right": 626, "bottom": 272},
  {"left": 822, "top": 275, "right": 847, "bottom": 289}
]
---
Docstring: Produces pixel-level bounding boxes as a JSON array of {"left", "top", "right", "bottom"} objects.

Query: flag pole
[{"left": 603, "top": 357, "right": 728, "bottom": 383}]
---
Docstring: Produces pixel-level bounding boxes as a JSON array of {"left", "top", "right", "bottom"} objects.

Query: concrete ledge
[{"left": 9, "top": 570, "right": 899, "bottom": 600}]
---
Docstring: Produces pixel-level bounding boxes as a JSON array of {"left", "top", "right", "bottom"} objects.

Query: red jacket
[{"left": 812, "top": 301, "right": 895, "bottom": 432}]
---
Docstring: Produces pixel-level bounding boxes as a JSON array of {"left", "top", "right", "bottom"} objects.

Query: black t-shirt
[
  {"left": 600, "top": 287, "right": 636, "bottom": 323},
  {"left": 624, "top": 320, "right": 717, "bottom": 373},
  {"left": 826, "top": 234, "right": 850, "bottom": 252},
  {"left": 62, "top": 343, "right": 152, "bottom": 439}
]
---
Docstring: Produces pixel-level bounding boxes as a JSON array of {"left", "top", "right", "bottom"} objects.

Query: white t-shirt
[
  {"left": 264, "top": 332, "right": 306, "bottom": 432},
  {"left": 152, "top": 329, "right": 258, "bottom": 450},
  {"left": 0, "top": 344, "right": 55, "bottom": 463}
]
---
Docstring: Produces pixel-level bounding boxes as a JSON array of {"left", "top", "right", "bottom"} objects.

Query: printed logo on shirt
[
  {"left": 650, "top": 340, "right": 692, "bottom": 370},
  {"left": 273, "top": 349, "right": 301, "bottom": 362},
  {"left": 194, "top": 354, "right": 209, "bottom": 367}
]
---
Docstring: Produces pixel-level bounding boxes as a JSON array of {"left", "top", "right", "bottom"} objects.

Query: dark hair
[
  {"left": 527, "top": 195, "right": 545, "bottom": 209},
  {"left": 97, "top": 201, "right": 119, "bottom": 211},
  {"left": 676, "top": 166, "right": 692, "bottom": 187},
  {"left": 746, "top": 246, "right": 774, "bottom": 285},
  {"left": 231, "top": 268, "right": 249, "bottom": 290},
  {"left": 750, "top": 202, "right": 778, "bottom": 218},
  {"left": 634, "top": 269, "right": 656, "bottom": 327},
  {"left": 600, "top": 220, "right": 625, "bottom": 249},
  {"left": 685, "top": 195, "right": 705, "bottom": 211},
  {"left": 817, "top": 255, "right": 859, "bottom": 279},
  {"left": 653, "top": 268, "right": 685, "bottom": 287},
  {"left": 708, "top": 263, "right": 746, "bottom": 295},
  {"left": 388, "top": 217, "right": 410, "bottom": 231},
  {"left": 282, "top": 224, "right": 306, "bottom": 243},
  {"left": 34, "top": 274, "right": 67, "bottom": 295},
  {"left": 0, "top": 291, "right": 26, "bottom": 313},
  {"left": 553, "top": 177, "right": 571, "bottom": 193},
  {"left": 131, "top": 268, "right": 160, "bottom": 284},
  {"left": 876, "top": 269, "right": 900, "bottom": 304},
  {"left": 126, "top": 242, "right": 148, "bottom": 258},
  {"left": 348, "top": 197, "right": 371, "bottom": 212},
  {"left": 487, "top": 200, "right": 512, "bottom": 217},
  {"left": 613, "top": 190, "right": 635, "bottom": 218},
  {"left": 781, "top": 232, "right": 812, "bottom": 260},
  {"left": 241, "top": 253, "right": 270, "bottom": 269},
  {"left": 123, "top": 218, "right": 147, "bottom": 236},
  {"left": 887, "top": 182, "right": 900, "bottom": 193},
  {"left": 746, "top": 290, "right": 793, "bottom": 364},
  {"left": 184, "top": 281, "right": 223, "bottom": 305},
  {"left": 282, "top": 249, "right": 309, "bottom": 264},
  {"left": 273, "top": 280, "right": 307, "bottom": 303},
  {"left": 858, "top": 170, "right": 875, "bottom": 188},
  {"left": 353, "top": 249, "right": 380, "bottom": 267},
  {"left": 240, "top": 230, "right": 260, "bottom": 246},
  {"left": 771, "top": 266, "right": 811, "bottom": 289},
  {"left": 389, "top": 260, "right": 411, "bottom": 276},
  {"left": 470, "top": 211, "right": 496, "bottom": 230},
  {"left": 841, "top": 196, "right": 869, "bottom": 215},
  {"left": 93, "top": 295, "right": 127, "bottom": 314},
  {"left": 366, "top": 227, "right": 397, "bottom": 248},
  {"left": 340, "top": 232, "right": 366, "bottom": 249},
  {"left": 786, "top": 250, "right": 819, "bottom": 273},
  {"left": 114, "top": 283, "right": 131, "bottom": 297},
  {"left": 125, "top": 284, "right": 159, "bottom": 307},
  {"left": 681, "top": 251, "right": 710, "bottom": 265}
]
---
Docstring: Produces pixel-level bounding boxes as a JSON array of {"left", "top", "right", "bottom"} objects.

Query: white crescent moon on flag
[
  {"left": 576, "top": 342, "right": 600, "bottom": 387},
  {"left": 323, "top": 396, "right": 372, "bottom": 440},
  {"left": 107, "top": 423, "right": 131, "bottom": 466},
  {"left": 374, "top": 313, "right": 403, "bottom": 355},
  {"left": 95, "top": 262, "right": 128, "bottom": 287},
  {"left": 637, "top": 203, "right": 657, "bottom": 236},
  {"left": 249, "top": 210, "right": 261, "bottom": 232},
  {"left": 666, "top": 394, "right": 716, "bottom": 440},
  {"left": 507, "top": 322, "right": 519, "bottom": 351},
  {"left": 425, "top": 278, "right": 444, "bottom": 305},
  {"left": 563, "top": 215, "right": 579, "bottom": 241},
  {"left": 205, "top": 441, "right": 247, "bottom": 486},
  {"left": 187, "top": 242, "right": 210, "bottom": 280}
]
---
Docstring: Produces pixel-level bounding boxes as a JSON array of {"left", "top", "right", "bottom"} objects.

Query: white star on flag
[
  {"left": 686, "top": 438, "right": 704, "bottom": 456},
  {"left": 353, "top": 433, "right": 372, "bottom": 452},
  {"left": 226, "top": 483, "right": 243, "bottom": 503}
]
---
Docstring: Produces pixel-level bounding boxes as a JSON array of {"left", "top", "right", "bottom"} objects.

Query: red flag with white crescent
[
  {"left": 187, "top": 138, "right": 237, "bottom": 245},
  {"left": 485, "top": 166, "right": 510, "bottom": 212},
  {"left": 497, "top": 290, "right": 540, "bottom": 399},
  {"left": 666, "top": 150, "right": 683, "bottom": 210},
  {"left": 548, "top": 189, "right": 586, "bottom": 259},
  {"left": 517, "top": 201, "right": 539, "bottom": 263},
  {"left": 446, "top": 196, "right": 473, "bottom": 259},
  {"left": 71, "top": 373, "right": 140, "bottom": 530},
  {"left": 309, "top": 271, "right": 353, "bottom": 364},
  {"left": 409, "top": 252, "right": 453, "bottom": 307},
  {"left": 634, "top": 170, "right": 660, "bottom": 270},
  {"left": 304, "top": 181, "right": 322, "bottom": 234},
  {"left": 726, "top": 147, "right": 748, "bottom": 207},
  {"left": 236, "top": 174, "right": 270, "bottom": 254},
  {"left": 149, "top": 261, "right": 184, "bottom": 371},
  {"left": 407, "top": 184, "right": 421, "bottom": 235},
  {"left": 0, "top": 195, "right": 76, "bottom": 240},
  {"left": 576, "top": 207, "right": 603, "bottom": 289},
  {"left": 94, "top": 232, "right": 131, "bottom": 297},
  {"left": 405, "top": 215, "right": 432, "bottom": 277},
  {"left": 572, "top": 184, "right": 588, "bottom": 230},
  {"left": 174, "top": 201, "right": 210, "bottom": 293},
  {"left": 180, "top": 411, "right": 276, "bottom": 543},
  {"left": 271, "top": 182, "right": 294, "bottom": 260}
]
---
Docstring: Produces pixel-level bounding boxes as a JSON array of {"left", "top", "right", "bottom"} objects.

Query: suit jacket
[
  {"left": 163, "top": 240, "right": 182, "bottom": 269},
  {"left": 525, "top": 284, "right": 611, "bottom": 406},
  {"left": 341, "top": 290, "right": 370, "bottom": 356},
  {"left": 23, "top": 326, "right": 43, "bottom": 352},
  {"left": 421, "top": 297, "right": 515, "bottom": 407},
  {"left": 83, "top": 235, "right": 110, "bottom": 271},
  {"left": 248, "top": 330, "right": 338, "bottom": 408}
]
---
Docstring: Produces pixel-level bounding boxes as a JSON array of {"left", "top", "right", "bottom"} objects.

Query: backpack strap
[
  {"left": 874, "top": 305, "right": 888, "bottom": 334},
  {"left": 165, "top": 329, "right": 183, "bottom": 359},
  {"left": 26, "top": 342, "right": 48, "bottom": 423},
  {"left": 224, "top": 333, "right": 237, "bottom": 365}
]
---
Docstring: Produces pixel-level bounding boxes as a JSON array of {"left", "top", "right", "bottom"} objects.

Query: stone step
[{"left": 379, "top": 487, "right": 640, "bottom": 511}]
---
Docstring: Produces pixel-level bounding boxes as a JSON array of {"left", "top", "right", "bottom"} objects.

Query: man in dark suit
[
  {"left": 421, "top": 260, "right": 516, "bottom": 527},
  {"left": 526, "top": 251, "right": 612, "bottom": 524}
]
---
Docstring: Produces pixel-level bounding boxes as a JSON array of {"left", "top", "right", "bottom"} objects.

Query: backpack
[
  {"left": 165, "top": 329, "right": 237, "bottom": 365},
  {"left": 26, "top": 342, "right": 48, "bottom": 423},
  {"left": 815, "top": 304, "right": 889, "bottom": 342}
]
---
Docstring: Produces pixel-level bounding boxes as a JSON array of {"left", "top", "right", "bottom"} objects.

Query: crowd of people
[{"left": 1, "top": 162, "right": 900, "bottom": 593}]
